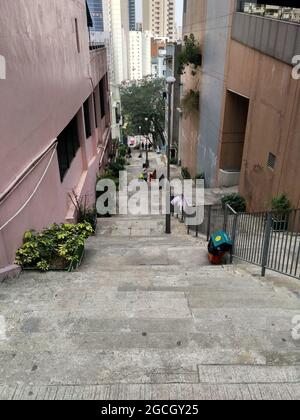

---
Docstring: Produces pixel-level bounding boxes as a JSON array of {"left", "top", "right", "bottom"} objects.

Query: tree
[{"left": 120, "top": 77, "right": 166, "bottom": 147}]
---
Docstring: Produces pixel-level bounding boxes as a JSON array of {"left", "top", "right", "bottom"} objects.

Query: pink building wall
[{"left": 0, "top": 0, "right": 111, "bottom": 269}]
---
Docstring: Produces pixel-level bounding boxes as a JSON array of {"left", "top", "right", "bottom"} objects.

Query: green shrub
[
  {"left": 108, "top": 161, "right": 125, "bottom": 178},
  {"left": 177, "top": 34, "right": 202, "bottom": 75},
  {"left": 170, "top": 158, "right": 178, "bottom": 165},
  {"left": 118, "top": 144, "right": 127, "bottom": 158},
  {"left": 69, "top": 191, "right": 97, "bottom": 232},
  {"left": 15, "top": 223, "right": 93, "bottom": 272},
  {"left": 181, "top": 167, "right": 191, "bottom": 179},
  {"left": 271, "top": 194, "right": 292, "bottom": 213},
  {"left": 116, "top": 157, "right": 126, "bottom": 167},
  {"left": 195, "top": 173, "right": 205, "bottom": 180},
  {"left": 181, "top": 90, "right": 200, "bottom": 114},
  {"left": 97, "top": 172, "right": 119, "bottom": 190},
  {"left": 221, "top": 193, "right": 246, "bottom": 213}
]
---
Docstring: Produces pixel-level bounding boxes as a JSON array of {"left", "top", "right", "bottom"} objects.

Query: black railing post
[
  {"left": 261, "top": 212, "right": 273, "bottom": 277},
  {"left": 207, "top": 206, "right": 212, "bottom": 242},
  {"left": 224, "top": 205, "right": 228, "bottom": 232},
  {"left": 230, "top": 213, "right": 238, "bottom": 264}
]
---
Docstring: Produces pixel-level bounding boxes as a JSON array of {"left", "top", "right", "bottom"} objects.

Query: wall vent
[{"left": 267, "top": 152, "right": 276, "bottom": 170}]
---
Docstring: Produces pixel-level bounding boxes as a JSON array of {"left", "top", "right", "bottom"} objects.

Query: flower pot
[{"left": 23, "top": 245, "right": 85, "bottom": 272}]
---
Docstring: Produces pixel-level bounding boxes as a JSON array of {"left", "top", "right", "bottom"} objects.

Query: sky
[{"left": 136, "top": 0, "right": 184, "bottom": 26}]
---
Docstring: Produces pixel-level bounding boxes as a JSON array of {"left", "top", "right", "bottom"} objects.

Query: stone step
[
  {"left": 0, "top": 275, "right": 281, "bottom": 302},
  {"left": 188, "top": 293, "right": 299, "bottom": 310},
  {"left": 1, "top": 330, "right": 298, "bottom": 354},
  {"left": 1, "top": 382, "right": 299, "bottom": 400},
  {"left": 9, "top": 308, "right": 299, "bottom": 336},
  {"left": 87, "top": 235, "right": 205, "bottom": 245},
  {"left": 81, "top": 247, "right": 210, "bottom": 268},
  {"left": 1, "top": 344, "right": 300, "bottom": 390}
]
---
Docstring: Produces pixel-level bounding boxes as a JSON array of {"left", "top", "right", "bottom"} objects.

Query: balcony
[
  {"left": 237, "top": 1, "right": 300, "bottom": 23},
  {"left": 233, "top": 2, "right": 300, "bottom": 65},
  {"left": 89, "top": 42, "right": 106, "bottom": 51}
]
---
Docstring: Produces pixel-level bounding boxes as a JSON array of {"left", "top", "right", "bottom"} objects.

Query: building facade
[
  {"left": 128, "top": 0, "right": 136, "bottom": 31},
  {"left": 103, "top": 0, "right": 130, "bottom": 85},
  {"left": 179, "top": 0, "right": 204, "bottom": 177},
  {"left": 102, "top": 0, "right": 130, "bottom": 141},
  {"left": 0, "top": 0, "right": 112, "bottom": 272},
  {"left": 143, "top": 0, "right": 176, "bottom": 41},
  {"left": 87, "top": 0, "right": 104, "bottom": 32},
  {"left": 129, "top": 30, "right": 152, "bottom": 80},
  {"left": 165, "top": 43, "right": 182, "bottom": 158},
  {"left": 180, "top": 0, "right": 300, "bottom": 211},
  {"left": 129, "top": 31, "right": 143, "bottom": 80}
]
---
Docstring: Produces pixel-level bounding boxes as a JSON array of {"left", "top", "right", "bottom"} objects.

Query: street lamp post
[
  {"left": 145, "top": 117, "right": 149, "bottom": 168},
  {"left": 165, "top": 76, "right": 176, "bottom": 235},
  {"left": 138, "top": 126, "right": 142, "bottom": 159}
]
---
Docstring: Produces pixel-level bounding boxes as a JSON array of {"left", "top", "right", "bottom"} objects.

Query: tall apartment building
[
  {"left": 129, "top": 31, "right": 152, "bottom": 80},
  {"left": 103, "top": 0, "right": 130, "bottom": 85},
  {"left": 87, "top": 0, "right": 104, "bottom": 32},
  {"left": 143, "top": 0, "right": 176, "bottom": 41},
  {"left": 180, "top": 0, "right": 300, "bottom": 211},
  {"left": 0, "top": 0, "right": 112, "bottom": 274},
  {"left": 102, "top": 0, "right": 130, "bottom": 141},
  {"left": 128, "top": 0, "right": 136, "bottom": 30}
]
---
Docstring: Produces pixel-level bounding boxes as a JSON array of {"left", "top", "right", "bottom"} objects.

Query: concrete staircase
[{"left": 1, "top": 213, "right": 300, "bottom": 399}]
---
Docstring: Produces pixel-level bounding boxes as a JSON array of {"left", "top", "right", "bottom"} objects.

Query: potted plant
[
  {"left": 271, "top": 193, "right": 292, "bottom": 231},
  {"left": 69, "top": 191, "right": 97, "bottom": 233},
  {"left": 15, "top": 222, "right": 93, "bottom": 272}
]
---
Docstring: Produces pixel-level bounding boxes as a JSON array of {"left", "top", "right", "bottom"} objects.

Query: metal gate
[{"left": 205, "top": 205, "right": 300, "bottom": 279}]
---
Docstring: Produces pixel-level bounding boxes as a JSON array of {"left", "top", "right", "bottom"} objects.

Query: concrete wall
[
  {"left": 0, "top": 0, "right": 111, "bottom": 268},
  {"left": 180, "top": 0, "right": 206, "bottom": 177},
  {"left": 232, "top": 12, "right": 300, "bottom": 65},
  {"left": 226, "top": 40, "right": 300, "bottom": 211},
  {"left": 197, "top": 0, "right": 234, "bottom": 186},
  {"left": 166, "top": 43, "right": 182, "bottom": 152},
  {"left": 220, "top": 91, "right": 249, "bottom": 170}
]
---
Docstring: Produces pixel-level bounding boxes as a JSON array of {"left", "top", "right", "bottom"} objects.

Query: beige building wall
[
  {"left": 225, "top": 40, "right": 300, "bottom": 211},
  {"left": 180, "top": 0, "right": 206, "bottom": 177}
]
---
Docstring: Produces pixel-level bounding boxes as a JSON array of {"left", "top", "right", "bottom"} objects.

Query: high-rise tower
[
  {"left": 143, "top": 0, "right": 176, "bottom": 41},
  {"left": 128, "top": 0, "right": 136, "bottom": 31},
  {"left": 87, "top": 0, "right": 104, "bottom": 32}
]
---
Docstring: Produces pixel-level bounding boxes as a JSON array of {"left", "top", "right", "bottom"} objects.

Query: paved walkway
[{"left": 0, "top": 152, "right": 300, "bottom": 400}]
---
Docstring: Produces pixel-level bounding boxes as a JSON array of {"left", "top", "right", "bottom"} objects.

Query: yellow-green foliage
[{"left": 15, "top": 223, "right": 93, "bottom": 271}]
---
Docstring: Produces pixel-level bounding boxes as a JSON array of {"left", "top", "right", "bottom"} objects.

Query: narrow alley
[{"left": 0, "top": 152, "right": 300, "bottom": 400}]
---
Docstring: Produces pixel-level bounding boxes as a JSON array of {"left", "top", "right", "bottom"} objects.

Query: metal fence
[
  {"left": 186, "top": 205, "right": 226, "bottom": 240},
  {"left": 187, "top": 204, "right": 300, "bottom": 280}
]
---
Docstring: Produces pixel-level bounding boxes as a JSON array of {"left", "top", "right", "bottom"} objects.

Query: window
[
  {"left": 99, "top": 78, "right": 106, "bottom": 119},
  {"left": 57, "top": 115, "right": 80, "bottom": 181},
  {"left": 75, "top": 18, "right": 80, "bottom": 53},
  {"left": 83, "top": 99, "right": 91, "bottom": 138},
  {"left": 267, "top": 152, "right": 276, "bottom": 170},
  {"left": 93, "top": 92, "right": 98, "bottom": 128}
]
